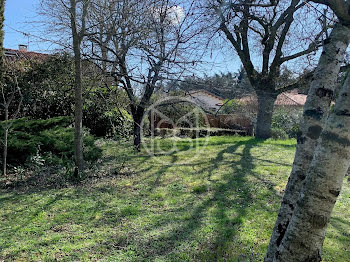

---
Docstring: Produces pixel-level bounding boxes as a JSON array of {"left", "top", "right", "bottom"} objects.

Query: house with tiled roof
[
  {"left": 186, "top": 88, "right": 306, "bottom": 114},
  {"left": 275, "top": 89, "right": 307, "bottom": 106},
  {"left": 186, "top": 89, "right": 224, "bottom": 112},
  {"left": 239, "top": 89, "right": 307, "bottom": 108},
  {"left": 5, "top": 45, "right": 48, "bottom": 62}
]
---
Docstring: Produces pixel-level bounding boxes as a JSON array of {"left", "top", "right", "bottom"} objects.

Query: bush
[
  {"left": 83, "top": 104, "right": 133, "bottom": 139},
  {"left": 8, "top": 116, "right": 72, "bottom": 133},
  {"left": 220, "top": 99, "right": 245, "bottom": 114},
  {"left": 0, "top": 117, "right": 102, "bottom": 165},
  {"left": 16, "top": 54, "right": 75, "bottom": 120},
  {"left": 270, "top": 128, "right": 289, "bottom": 140},
  {"left": 83, "top": 86, "right": 132, "bottom": 138},
  {"left": 7, "top": 54, "right": 132, "bottom": 139},
  {"left": 271, "top": 108, "right": 301, "bottom": 138}
]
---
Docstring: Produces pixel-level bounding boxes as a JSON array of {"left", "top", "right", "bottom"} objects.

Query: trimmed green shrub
[
  {"left": 8, "top": 116, "right": 72, "bottom": 133},
  {"left": 0, "top": 117, "right": 102, "bottom": 164}
]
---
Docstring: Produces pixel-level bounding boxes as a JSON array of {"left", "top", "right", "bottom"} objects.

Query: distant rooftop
[
  {"left": 276, "top": 91, "right": 307, "bottom": 106},
  {"left": 4, "top": 46, "right": 48, "bottom": 62},
  {"left": 239, "top": 89, "right": 307, "bottom": 107},
  {"left": 188, "top": 89, "right": 224, "bottom": 101}
]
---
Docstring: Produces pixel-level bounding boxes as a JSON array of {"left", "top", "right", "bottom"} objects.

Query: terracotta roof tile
[
  {"left": 188, "top": 89, "right": 224, "bottom": 101},
  {"left": 239, "top": 89, "right": 307, "bottom": 106},
  {"left": 4, "top": 48, "right": 49, "bottom": 62},
  {"left": 275, "top": 92, "right": 307, "bottom": 106}
]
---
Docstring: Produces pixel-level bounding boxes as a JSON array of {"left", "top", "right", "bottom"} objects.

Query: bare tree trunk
[
  {"left": 132, "top": 110, "right": 143, "bottom": 152},
  {"left": 133, "top": 120, "right": 141, "bottom": 151},
  {"left": 73, "top": 45, "right": 84, "bottom": 173},
  {"left": 70, "top": 0, "right": 88, "bottom": 175},
  {"left": 0, "top": 0, "right": 5, "bottom": 176},
  {"left": 275, "top": 70, "right": 350, "bottom": 262},
  {"left": 265, "top": 23, "right": 350, "bottom": 261},
  {"left": 255, "top": 90, "right": 278, "bottom": 139},
  {"left": 2, "top": 106, "right": 8, "bottom": 176}
]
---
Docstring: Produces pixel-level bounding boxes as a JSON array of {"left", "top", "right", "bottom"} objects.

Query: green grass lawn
[{"left": 0, "top": 136, "right": 349, "bottom": 261}]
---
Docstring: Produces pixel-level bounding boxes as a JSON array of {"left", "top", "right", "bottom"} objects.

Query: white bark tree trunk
[
  {"left": 265, "top": 23, "right": 350, "bottom": 261},
  {"left": 274, "top": 70, "right": 350, "bottom": 262}
]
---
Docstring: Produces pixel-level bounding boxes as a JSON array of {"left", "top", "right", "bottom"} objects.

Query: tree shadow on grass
[
  {"left": 0, "top": 137, "right": 289, "bottom": 261},
  {"left": 329, "top": 217, "right": 350, "bottom": 238},
  {"left": 129, "top": 138, "right": 279, "bottom": 260},
  {"left": 0, "top": 192, "right": 65, "bottom": 255}
]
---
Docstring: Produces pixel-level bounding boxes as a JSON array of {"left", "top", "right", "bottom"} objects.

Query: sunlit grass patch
[{"left": 0, "top": 136, "right": 348, "bottom": 261}]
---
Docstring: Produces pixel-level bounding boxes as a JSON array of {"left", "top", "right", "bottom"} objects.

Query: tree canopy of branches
[
  {"left": 206, "top": 0, "right": 325, "bottom": 138},
  {"left": 166, "top": 70, "right": 254, "bottom": 99},
  {"left": 0, "top": 0, "right": 5, "bottom": 118},
  {"left": 84, "top": 0, "right": 204, "bottom": 150},
  {"left": 0, "top": 0, "right": 4, "bottom": 83}
]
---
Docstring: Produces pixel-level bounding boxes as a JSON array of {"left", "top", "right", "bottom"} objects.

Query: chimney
[{"left": 18, "top": 44, "right": 28, "bottom": 52}]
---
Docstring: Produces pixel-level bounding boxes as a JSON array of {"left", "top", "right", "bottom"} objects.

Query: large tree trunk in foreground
[
  {"left": 275, "top": 72, "right": 350, "bottom": 262},
  {"left": 255, "top": 90, "right": 278, "bottom": 139},
  {"left": 265, "top": 23, "right": 350, "bottom": 261}
]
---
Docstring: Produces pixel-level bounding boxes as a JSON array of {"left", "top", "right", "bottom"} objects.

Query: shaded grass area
[{"left": 0, "top": 136, "right": 349, "bottom": 261}]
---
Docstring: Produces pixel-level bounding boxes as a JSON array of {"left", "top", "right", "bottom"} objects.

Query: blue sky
[
  {"left": 4, "top": 0, "right": 47, "bottom": 52},
  {"left": 3, "top": 0, "right": 240, "bottom": 74},
  {"left": 4, "top": 1, "right": 329, "bottom": 77}
]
